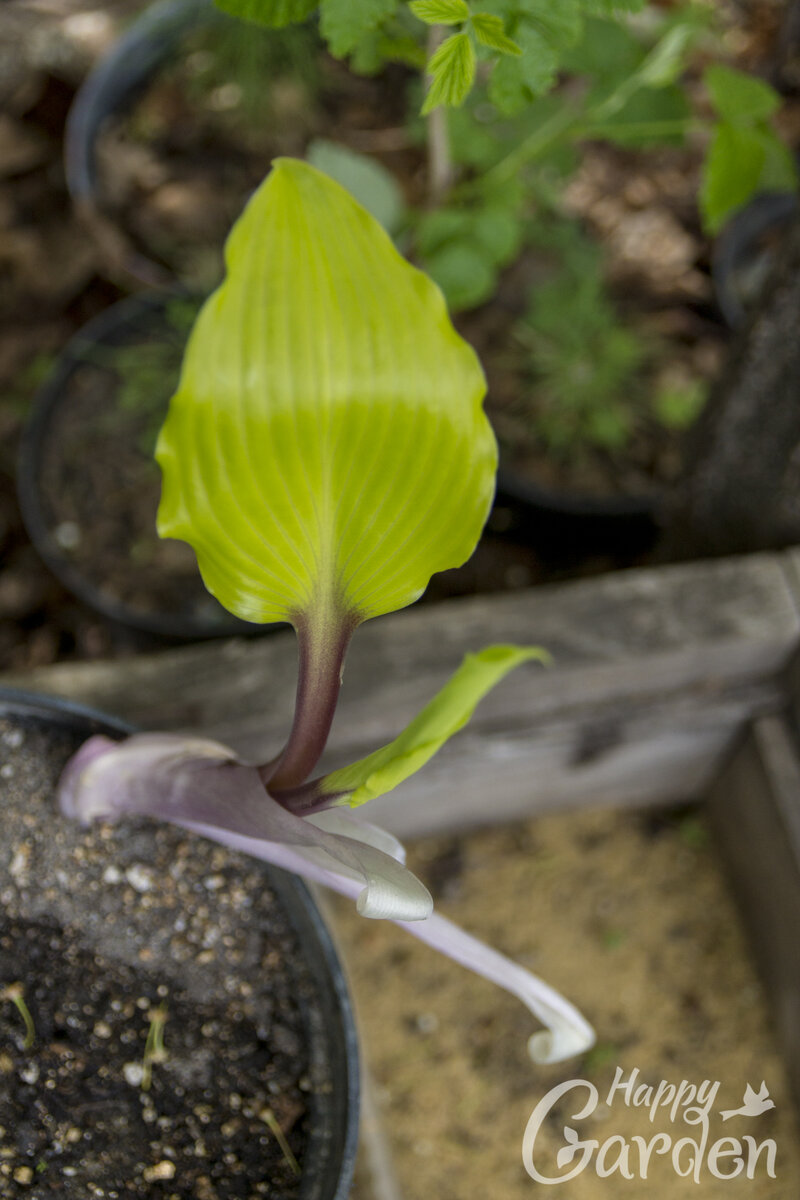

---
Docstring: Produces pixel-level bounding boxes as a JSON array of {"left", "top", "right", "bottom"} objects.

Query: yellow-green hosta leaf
[
  {"left": 321, "top": 645, "right": 548, "bottom": 807},
  {"left": 156, "top": 159, "right": 496, "bottom": 630}
]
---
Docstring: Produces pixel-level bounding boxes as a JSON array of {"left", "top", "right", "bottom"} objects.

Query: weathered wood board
[
  {"left": 3, "top": 551, "right": 800, "bottom": 837},
  {"left": 707, "top": 712, "right": 800, "bottom": 1109}
]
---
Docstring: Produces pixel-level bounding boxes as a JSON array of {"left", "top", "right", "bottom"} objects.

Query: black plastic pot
[
  {"left": 493, "top": 468, "right": 661, "bottom": 568},
  {"left": 712, "top": 190, "right": 800, "bottom": 329},
  {"left": 0, "top": 687, "right": 359, "bottom": 1200},
  {"left": 17, "top": 291, "right": 272, "bottom": 640},
  {"left": 66, "top": 0, "right": 218, "bottom": 206},
  {"left": 65, "top": 0, "right": 271, "bottom": 289},
  {"left": 66, "top": 0, "right": 222, "bottom": 288}
]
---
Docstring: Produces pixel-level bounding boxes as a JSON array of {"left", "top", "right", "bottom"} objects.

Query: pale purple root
[
  {"left": 395, "top": 911, "right": 595, "bottom": 1064},
  {"left": 60, "top": 735, "right": 594, "bottom": 1063},
  {"left": 183, "top": 821, "right": 595, "bottom": 1066}
]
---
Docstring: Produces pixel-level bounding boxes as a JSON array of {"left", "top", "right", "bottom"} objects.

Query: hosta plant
[{"left": 60, "top": 159, "right": 594, "bottom": 1064}]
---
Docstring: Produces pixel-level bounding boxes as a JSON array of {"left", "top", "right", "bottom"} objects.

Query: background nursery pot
[
  {"left": 0, "top": 689, "right": 359, "bottom": 1199},
  {"left": 62, "top": 0, "right": 671, "bottom": 575},
  {"left": 17, "top": 293, "right": 268, "bottom": 641}
]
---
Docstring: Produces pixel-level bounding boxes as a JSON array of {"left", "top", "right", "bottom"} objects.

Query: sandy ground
[{"left": 331, "top": 803, "right": 799, "bottom": 1200}]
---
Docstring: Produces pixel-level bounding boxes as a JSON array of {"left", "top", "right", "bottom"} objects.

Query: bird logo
[{"left": 720, "top": 1082, "right": 775, "bottom": 1121}]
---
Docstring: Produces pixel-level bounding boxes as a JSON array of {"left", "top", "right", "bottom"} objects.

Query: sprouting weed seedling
[
  {"left": 60, "top": 159, "right": 594, "bottom": 1065},
  {"left": 141, "top": 1004, "right": 168, "bottom": 1092},
  {"left": 1, "top": 982, "right": 36, "bottom": 1050},
  {"left": 260, "top": 1106, "right": 301, "bottom": 1177}
]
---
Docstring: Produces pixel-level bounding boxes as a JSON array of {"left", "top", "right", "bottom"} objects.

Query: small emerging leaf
[
  {"left": 472, "top": 13, "right": 522, "bottom": 56},
  {"left": 705, "top": 64, "right": 781, "bottom": 124},
  {"left": 156, "top": 160, "right": 496, "bottom": 628},
  {"left": 321, "top": 645, "right": 547, "bottom": 807},
  {"left": 213, "top": 0, "right": 317, "bottom": 27},
  {"left": 422, "top": 32, "right": 477, "bottom": 113},
  {"left": 409, "top": 0, "right": 470, "bottom": 25}
]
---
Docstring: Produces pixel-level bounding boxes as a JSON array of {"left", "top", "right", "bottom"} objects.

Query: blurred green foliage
[
  {"left": 183, "top": 2, "right": 794, "bottom": 457},
  {"left": 700, "top": 64, "right": 798, "bottom": 233}
]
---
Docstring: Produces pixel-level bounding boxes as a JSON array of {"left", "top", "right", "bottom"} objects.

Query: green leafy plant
[
  {"left": 410, "top": 7, "right": 707, "bottom": 310},
  {"left": 211, "top": 0, "right": 690, "bottom": 122},
  {"left": 511, "top": 217, "right": 644, "bottom": 452},
  {"left": 60, "top": 160, "right": 594, "bottom": 1064},
  {"left": 180, "top": 15, "right": 320, "bottom": 125},
  {"left": 207, "top": 1, "right": 796, "bottom": 252},
  {"left": 199, "top": 1, "right": 796, "bottom": 462}
]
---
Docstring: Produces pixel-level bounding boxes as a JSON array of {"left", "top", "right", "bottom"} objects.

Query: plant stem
[
  {"left": 472, "top": 103, "right": 579, "bottom": 193},
  {"left": 576, "top": 117, "right": 704, "bottom": 141},
  {"left": 426, "top": 25, "right": 454, "bottom": 204},
  {"left": 267, "top": 613, "right": 355, "bottom": 793},
  {"left": 261, "top": 1107, "right": 301, "bottom": 1176},
  {"left": 141, "top": 1004, "right": 168, "bottom": 1092}
]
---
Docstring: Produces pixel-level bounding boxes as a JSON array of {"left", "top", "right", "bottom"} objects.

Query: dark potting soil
[{"left": 0, "top": 714, "right": 322, "bottom": 1198}]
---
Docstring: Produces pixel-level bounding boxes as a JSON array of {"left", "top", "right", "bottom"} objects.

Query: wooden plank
[
  {"left": 706, "top": 714, "right": 800, "bottom": 1110},
  {"left": 2, "top": 551, "right": 799, "bottom": 836}
]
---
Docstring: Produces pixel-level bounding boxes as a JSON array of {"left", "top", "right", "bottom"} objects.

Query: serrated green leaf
[
  {"left": 472, "top": 13, "right": 522, "bottom": 55},
  {"left": 410, "top": 0, "right": 469, "bottom": 25},
  {"left": 521, "top": 0, "right": 583, "bottom": 50},
  {"left": 705, "top": 63, "right": 781, "bottom": 124},
  {"left": 488, "top": 23, "right": 558, "bottom": 114},
  {"left": 213, "top": 0, "right": 317, "bottom": 27},
  {"left": 321, "top": 645, "right": 547, "bottom": 807},
  {"left": 422, "top": 31, "right": 477, "bottom": 112},
  {"left": 156, "top": 160, "right": 496, "bottom": 629},
  {"left": 700, "top": 122, "right": 766, "bottom": 233},
  {"left": 320, "top": 0, "right": 398, "bottom": 56},
  {"left": 306, "top": 139, "right": 405, "bottom": 232}
]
